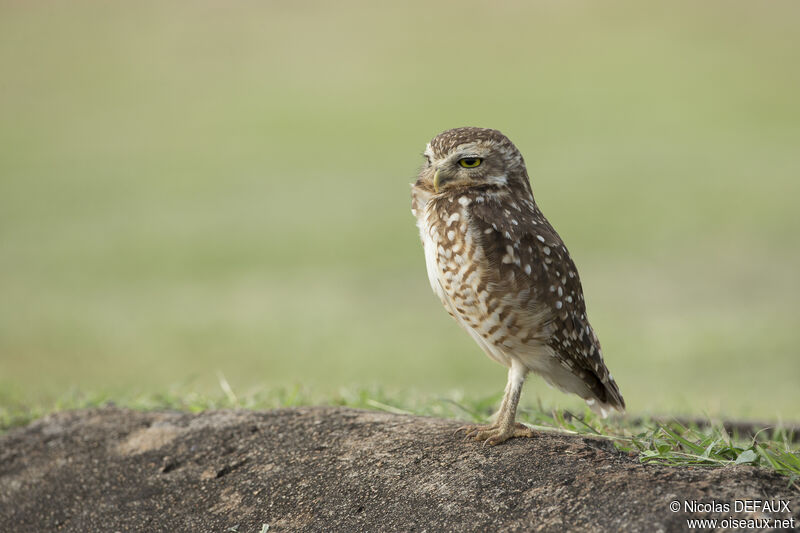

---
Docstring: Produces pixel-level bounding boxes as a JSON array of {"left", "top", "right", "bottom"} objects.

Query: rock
[{"left": 0, "top": 407, "right": 796, "bottom": 532}]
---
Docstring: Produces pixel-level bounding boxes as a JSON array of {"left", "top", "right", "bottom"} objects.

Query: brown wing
[{"left": 468, "top": 191, "right": 625, "bottom": 409}]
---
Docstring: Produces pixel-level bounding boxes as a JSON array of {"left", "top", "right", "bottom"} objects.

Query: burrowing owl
[{"left": 411, "top": 127, "right": 624, "bottom": 445}]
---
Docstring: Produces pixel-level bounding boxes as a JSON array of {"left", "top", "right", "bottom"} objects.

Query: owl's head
[{"left": 417, "top": 127, "right": 530, "bottom": 194}]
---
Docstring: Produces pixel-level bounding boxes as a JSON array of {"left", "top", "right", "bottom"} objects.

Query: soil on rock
[{"left": 0, "top": 407, "right": 797, "bottom": 532}]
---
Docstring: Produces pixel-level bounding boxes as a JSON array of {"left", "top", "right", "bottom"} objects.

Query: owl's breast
[
  {"left": 417, "top": 196, "right": 519, "bottom": 366},
  {"left": 418, "top": 213, "right": 447, "bottom": 305},
  {"left": 418, "top": 199, "right": 488, "bottom": 320}
]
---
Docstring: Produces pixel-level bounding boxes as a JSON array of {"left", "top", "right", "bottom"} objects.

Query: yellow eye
[{"left": 459, "top": 157, "right": 482, "bottom": 168}]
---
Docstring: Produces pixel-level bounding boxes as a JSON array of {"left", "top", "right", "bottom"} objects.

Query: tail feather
[{"left": 587, "top": 378, "right": 625, "bottom": 418}]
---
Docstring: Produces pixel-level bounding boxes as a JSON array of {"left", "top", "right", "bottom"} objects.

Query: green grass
[
  {"left": 1, "top": 1, "right": 799, "bottom": 424},
  {"left": 3, "top": 384, "right": 798, "bottom": 482}
]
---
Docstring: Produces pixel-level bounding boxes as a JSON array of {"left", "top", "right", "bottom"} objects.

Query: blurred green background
[{"left": 1, "top": 1, "right": 798, "bottom": 420}]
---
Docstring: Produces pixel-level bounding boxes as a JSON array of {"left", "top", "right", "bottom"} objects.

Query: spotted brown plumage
[{"left": 411, "top": 127, "right": 624, "bottom": 445}]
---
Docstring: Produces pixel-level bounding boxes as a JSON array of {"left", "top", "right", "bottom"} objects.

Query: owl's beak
[{"left": 433, "top": 169, "right": 441, "bottom": 193}]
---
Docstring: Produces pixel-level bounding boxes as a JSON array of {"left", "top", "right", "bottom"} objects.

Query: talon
[
  {"left": 456, "top": 422, "right": 536, "bottom": 446},
  {"left": 453, "top": 423, "right": 497, "bottom": 442},
  {"left": 453, "top": 424, "right": 477, "bottom": 437}
]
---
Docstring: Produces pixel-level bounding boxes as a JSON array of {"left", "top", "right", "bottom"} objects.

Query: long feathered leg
[{"left": 455, "top": 360, "right": 535, "bottom": 446}]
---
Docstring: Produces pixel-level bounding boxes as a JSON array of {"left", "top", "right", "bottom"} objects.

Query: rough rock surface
[{"left": 0, "top": 407, "right": 797, "bottom": 532}]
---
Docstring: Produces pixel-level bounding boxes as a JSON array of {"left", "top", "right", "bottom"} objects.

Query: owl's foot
[{"left": 454, "top": 422, "right": 536, "bottom": 446}]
